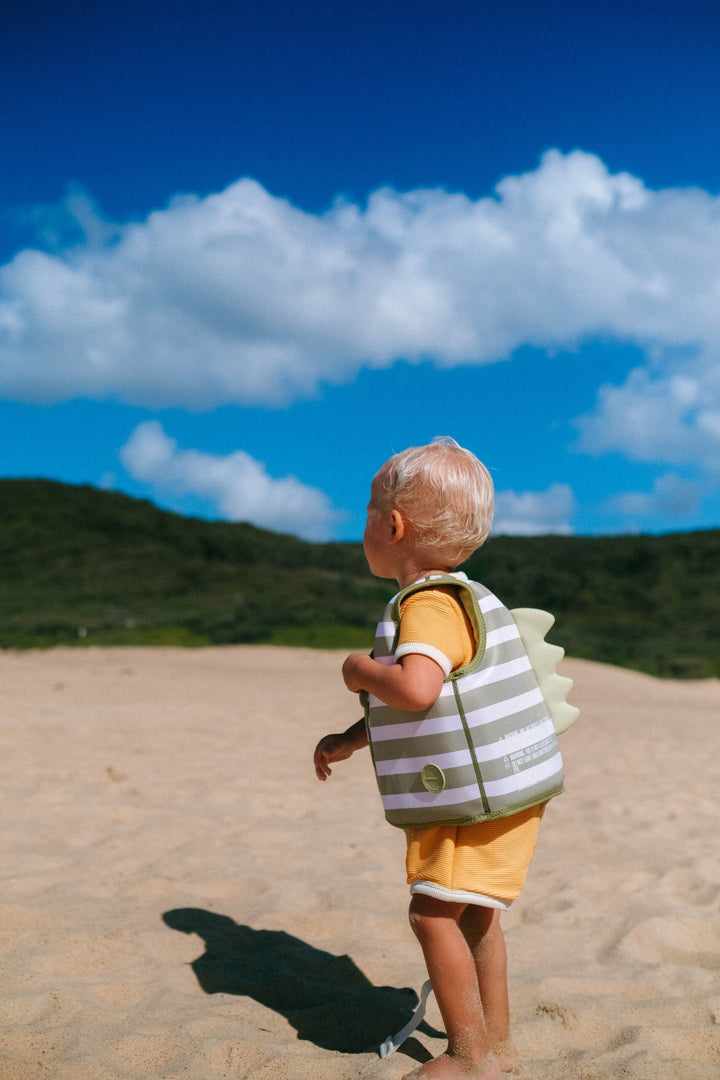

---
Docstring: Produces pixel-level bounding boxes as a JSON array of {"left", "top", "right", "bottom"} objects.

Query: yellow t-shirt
[
  {"left": 397, "top": 585, "right": 544, "bottom": 904},
  {"left": 397, "top": 585, "right": 476, "bottom": 674}
]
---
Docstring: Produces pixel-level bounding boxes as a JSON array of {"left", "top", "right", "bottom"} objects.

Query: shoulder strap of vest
[
  {"left": 391, "top": 574, "right": 487, "bottom": 675},
  {"left": 392, "top": 581, "right": 579, "bottom": 734}
]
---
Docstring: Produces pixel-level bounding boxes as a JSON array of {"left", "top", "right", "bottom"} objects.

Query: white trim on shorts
[{"left": 409, "top": 880, "right": 512, "bottom": 910}]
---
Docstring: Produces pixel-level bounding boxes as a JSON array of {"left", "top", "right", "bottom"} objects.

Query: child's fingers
[
  {"left": 315, "top": 761, "right": 330, "bottom": 781},
  {"left": 313, "top": 743, "right": 333, "bottom": 780},
  {"left": 314, "top": 732, "right": 356, "bottom": 780}
]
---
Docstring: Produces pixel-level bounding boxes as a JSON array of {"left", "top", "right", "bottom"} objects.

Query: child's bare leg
[
  {"left": 406, "top": 894, "right": 500, "bottom": 1080},
  {"left": 459, "top": 906, "right": 518, "bottom": 1072}
]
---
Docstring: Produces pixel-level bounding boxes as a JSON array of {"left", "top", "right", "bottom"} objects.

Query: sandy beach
[{"left": 1, "top": 645, "right": 719, "bottom": 1079}]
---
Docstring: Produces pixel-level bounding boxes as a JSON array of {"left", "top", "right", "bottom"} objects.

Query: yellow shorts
[{"left": 406, "top": 803, "right": 545, "bottom": 908}]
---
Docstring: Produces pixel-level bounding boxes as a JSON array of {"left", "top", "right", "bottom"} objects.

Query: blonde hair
[{"left": 376, "top": 437, "right": 494, "bottom": 566}]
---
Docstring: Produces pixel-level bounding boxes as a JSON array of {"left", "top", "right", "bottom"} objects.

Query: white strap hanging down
[{"left": 379, "top": 980, "right": 434, "bottom": 1058}]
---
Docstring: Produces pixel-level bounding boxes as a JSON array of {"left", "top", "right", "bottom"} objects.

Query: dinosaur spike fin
[{"left": 511, "top": 608, "right": 579, "bottom": 735}]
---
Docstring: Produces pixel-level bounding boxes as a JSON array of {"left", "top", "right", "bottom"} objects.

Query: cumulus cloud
[
  {"left": 1, "top": 152, "right": 719, "bottom": 450},
  {"left": 604, "top": 472, "right": 705, "bottom": 522},
  {"left": 492, "top": 483, "right": 575, "bottom": 536},
  {"left": 575, "top": 355, "right": 720, "bottom": 471},
  {"left": 3, "top": 150, "right": 720, "bottom": 492},
  {"left": 119, "top": 421, "right": 342, "bottom": 541}
]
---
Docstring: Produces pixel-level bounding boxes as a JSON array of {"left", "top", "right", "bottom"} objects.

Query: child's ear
[{"left": 389, "top": 509, "right": 406, "bottom": 543}]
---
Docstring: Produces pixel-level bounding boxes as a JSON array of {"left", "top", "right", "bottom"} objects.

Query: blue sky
[{"left": 1, "top": 0, "right": 719, "bottom": 541}]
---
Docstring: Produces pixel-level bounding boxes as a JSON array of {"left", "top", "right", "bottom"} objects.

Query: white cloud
[
  {"left": 576, "top": 355, "right": 720, "bottom": 471},
  {"left": 20, "top": 185, "right": 117, "bottom": 251},
  {"left": 604, "top": 472, "right": 705, "bottom": 521},
  {"left": 2, "top": 151, "right": 720, "bottom": 482},
  {"left": 119, "top": 421, "right": 342, "bottom": 541},
  {"left": 492, "top": 483, "right": 575, "bottom": 536}
]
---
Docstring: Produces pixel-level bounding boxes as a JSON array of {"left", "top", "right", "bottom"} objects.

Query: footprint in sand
[
  {"left": 659, "top": 867, "right": 720, "bottom": 907},
  {"left": 535, "top": 1002, "right": 577, "bottom": 1028}
]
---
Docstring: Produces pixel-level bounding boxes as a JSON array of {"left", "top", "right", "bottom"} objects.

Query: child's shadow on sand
[{"left": 163, "top": 907, "right": 435, "bottom": 1058}]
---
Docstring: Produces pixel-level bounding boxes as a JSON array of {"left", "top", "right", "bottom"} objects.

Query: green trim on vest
[{"left": 390, "top": 576, "right": 488, "bottom": 678}]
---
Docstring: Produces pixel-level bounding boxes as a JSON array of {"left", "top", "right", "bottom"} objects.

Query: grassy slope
[{"left": 1, "top": 479, "right": 718, "bottom": 677}]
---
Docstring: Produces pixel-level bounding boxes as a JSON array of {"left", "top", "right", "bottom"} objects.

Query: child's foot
[
  {"left": 403, "top": 1051, "right": 500, "bottom": 1080},
  {"left": 493, "top": 1036, "right": 519, "bottom": 1073}
]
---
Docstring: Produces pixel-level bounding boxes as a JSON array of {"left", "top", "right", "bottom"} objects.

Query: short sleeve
[{"left": 396, "top": 587, "right": 476, "bottom": 675}]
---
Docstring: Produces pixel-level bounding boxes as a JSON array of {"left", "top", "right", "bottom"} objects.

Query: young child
[{"left": 314, "top": 438, "right": 566, "bottom": 1080}]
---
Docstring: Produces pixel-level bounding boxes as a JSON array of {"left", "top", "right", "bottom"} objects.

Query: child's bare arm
[
  {"left": 342, "top": 651, "right": 445, "bottom": 712},
  {"left": 316, "top": 652, "right": 444, "bottom": 781},
  {"left": 314, "top": 718, "right": 368, "bottom": 781}
]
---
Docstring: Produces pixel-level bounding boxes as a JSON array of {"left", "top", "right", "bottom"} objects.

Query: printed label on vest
[{"left": 503, "top": 733, "right": 557, "bottom": 774}]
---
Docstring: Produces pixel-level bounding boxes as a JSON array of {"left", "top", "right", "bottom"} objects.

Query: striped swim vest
[{"left": 364, "top": 573, "right": 566, "bottom": 829}]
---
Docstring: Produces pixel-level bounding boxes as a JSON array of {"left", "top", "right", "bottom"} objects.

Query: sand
[{"left": 1, "top": 645, "right": 719, "bottom": 1080}]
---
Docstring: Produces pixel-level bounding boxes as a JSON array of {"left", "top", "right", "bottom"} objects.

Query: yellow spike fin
[{"left": 510, "top": 608, "right": 579, "bottom": 735}]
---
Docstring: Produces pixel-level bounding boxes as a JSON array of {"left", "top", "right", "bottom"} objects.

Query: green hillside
[{"left": 1, "top": 479, "right": 718, "bottom": 678}]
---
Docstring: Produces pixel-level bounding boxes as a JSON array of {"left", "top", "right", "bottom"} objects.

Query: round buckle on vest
[{"left": 421, "top": 763, "right": 446, "bottom": 793}]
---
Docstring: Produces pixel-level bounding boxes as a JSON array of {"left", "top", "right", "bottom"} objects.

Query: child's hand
[
  {"left": 313, "top": 719, "right": 368, "bottom": 781},
  {"left": 314, "top": 732, "right": 354, "bottom": 780}
]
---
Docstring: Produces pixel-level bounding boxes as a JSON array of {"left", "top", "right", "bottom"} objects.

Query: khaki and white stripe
[{"left": 366, "top": 573, "right": 565, "bottom": 828}]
